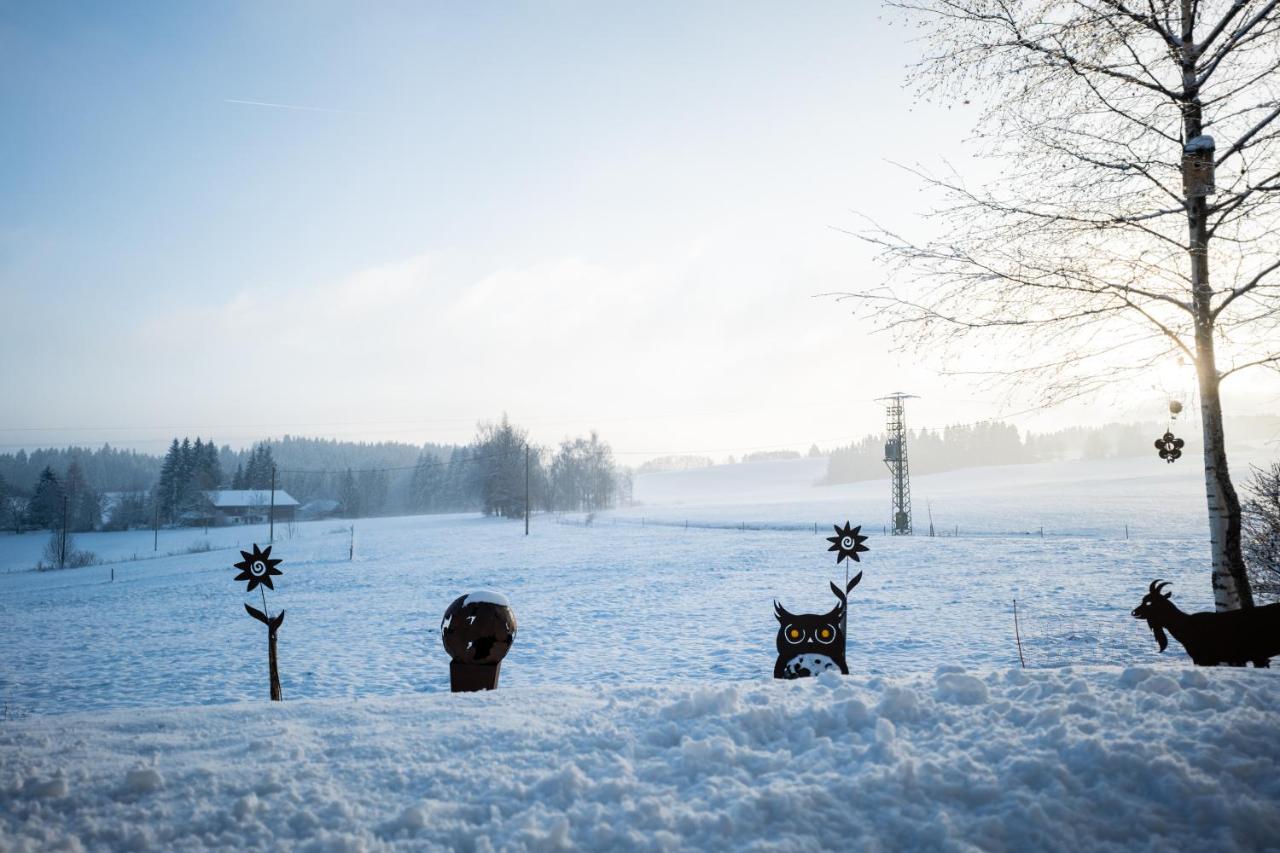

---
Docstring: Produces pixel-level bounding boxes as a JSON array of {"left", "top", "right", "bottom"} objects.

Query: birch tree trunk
[{"left": 1182, "top": 1, "right": 1254, "bottom": 610}]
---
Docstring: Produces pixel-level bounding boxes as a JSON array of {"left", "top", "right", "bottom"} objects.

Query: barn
[{"left": 203, "top": 490, "right": 299, "bottom": 526}]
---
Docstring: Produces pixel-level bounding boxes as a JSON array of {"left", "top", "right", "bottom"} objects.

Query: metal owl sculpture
[
  {"left": 773, "top": 522, "right": 869, "bottom": 679},
  {"left": 774, "top": 572, "right": 863, "bottom": 678}
]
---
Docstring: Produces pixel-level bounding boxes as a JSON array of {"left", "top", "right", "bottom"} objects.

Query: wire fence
[{"left": 553, "top": 512, "right": 1150, "bottom": 541}]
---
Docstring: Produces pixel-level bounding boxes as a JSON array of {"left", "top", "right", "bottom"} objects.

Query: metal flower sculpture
[
  {"left": 774, "top": 521, "right": 870, "bottom": 680},
  {"left": 1155, "top": 431, "right": 1185, "bottom": 464},
  {"left": 233, "top": 543, "right": 284, "bottom": 592},
  {"left": 827, "top": 522, "right": 870, "bottom": 564},
  {"left": 234, "top": 543, "right": 285, "bottom": 701}
]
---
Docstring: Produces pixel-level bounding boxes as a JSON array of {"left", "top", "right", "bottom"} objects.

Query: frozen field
[
  {"left": 2, "top": 456, "right": 1279, "bottom": 850},
  {"left": 0, "top": 456, "right": 1252, "bottom": 718}
]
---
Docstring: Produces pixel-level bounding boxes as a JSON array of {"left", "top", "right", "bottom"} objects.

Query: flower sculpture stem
[
  {"left": 826, "top": 522, "right": 870, "bottom": 667},
  {"left": 244, "top": 603, "right": 285, "bottom": 701},
  {"left": 234, "top": 544, "right": 286, "bottom": 702}
]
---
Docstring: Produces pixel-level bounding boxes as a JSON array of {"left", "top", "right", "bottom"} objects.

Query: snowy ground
[
  {"left": 3, "top": 668, "right": 1278, "bottom": 851},
  {"left": 2, "top": 456, "right": 1278, "bottom": 849},
  {"left": 0, "top": 511, "right": 1221, "bottom": 716}
]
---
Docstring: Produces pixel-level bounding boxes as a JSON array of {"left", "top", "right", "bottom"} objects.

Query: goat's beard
[{"left": 1148, "top": 621, "right": 1168, "bottom": 652}]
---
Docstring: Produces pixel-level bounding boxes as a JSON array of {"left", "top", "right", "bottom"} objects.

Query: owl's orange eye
[
  {"left": 815, "top": 624, "right": 837, "bottom": 644},
  {"left": 788, "top": 629, "right": 801, "bottom": 639},
  {"left": 783, "top": 625, "right": 804, "bottom": 644},
  {"left": 819, "top": 628, "right": 832, "bottom": 640}
]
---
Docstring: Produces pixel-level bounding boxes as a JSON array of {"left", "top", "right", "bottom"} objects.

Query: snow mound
[{"left": 2, "top": 667, "right": 1277, "bottom": 850}]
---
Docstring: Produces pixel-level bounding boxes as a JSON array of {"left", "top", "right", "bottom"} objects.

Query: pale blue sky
[{"left": 2, "top": 2, "right": 1257, "bottom": 456}]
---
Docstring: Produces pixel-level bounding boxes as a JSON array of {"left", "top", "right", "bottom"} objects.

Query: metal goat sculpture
[{"left": 1132, "top": 580, "right": 1280, "bottom": 668}]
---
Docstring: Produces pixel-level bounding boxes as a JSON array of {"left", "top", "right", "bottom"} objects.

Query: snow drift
[{"left": 3, "top": 666, "right": 1278, "bottom": 851}]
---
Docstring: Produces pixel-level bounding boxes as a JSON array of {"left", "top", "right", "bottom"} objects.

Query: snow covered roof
[{"left": 204, "top": 489, "right": 299, "bottom": 508}]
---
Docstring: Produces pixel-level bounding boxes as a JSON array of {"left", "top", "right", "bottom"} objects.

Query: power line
[{"left": 276, "top": 448, "right": 527, "bottom": 477}]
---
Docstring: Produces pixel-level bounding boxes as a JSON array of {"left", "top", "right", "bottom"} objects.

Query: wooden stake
[
  {"left": 60, "top": 495, "right": 68, "bottom": 569},
  {"left": 1013, "top": 598, "right": 1026, "bottom": 669},
  {"left": 269, "top": 465, "right": 276, "bottom": 544}
]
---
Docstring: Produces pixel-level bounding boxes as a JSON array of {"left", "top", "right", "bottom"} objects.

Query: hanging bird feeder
[
  {"left": 1182, "top": 136, "right": 1216, "bottom": 198},
  {"left": 1155, "top": 396, "right": 1187, "bottom": 463}
]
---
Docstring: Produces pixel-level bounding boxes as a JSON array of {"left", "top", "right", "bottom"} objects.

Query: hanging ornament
[
  {"left": 1168, "top": 400, "right": 1183, "bottom": 418},
  {"left": 1155, "top": 431, "right": 1185, "bottom": 463}
]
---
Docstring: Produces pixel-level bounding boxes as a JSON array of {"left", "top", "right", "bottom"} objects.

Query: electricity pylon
[{"left": 877, "top": 392, "right": 918, "bottom": 535}]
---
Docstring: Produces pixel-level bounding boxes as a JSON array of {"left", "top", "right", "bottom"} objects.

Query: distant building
[{"left": 203, "top": 490, "right": 299, "bottom": 525}]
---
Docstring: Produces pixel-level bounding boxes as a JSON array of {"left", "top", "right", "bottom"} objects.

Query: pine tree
[
  {"left": 174, "top": 438, "right": 208, "bottom": 520},
  {"left": 157, "top": 439, "right": 181, "bottom": 523},
  {"left": 338, "top": 468, "right": 361, "bottom": 518},
  {"left": 200, "top": 439, "right": 223, "bottom": 490},
  {"left": 242, "top": 444, "right": 276, "bottom": 490},
  {"left": 27, "top": 466, "right": 64, "bottom": 530},
  {"left": 64, "top": 459, "right": 99, "bottom": 532},
  {"left": 231, "top": 462, "right": 245, "bottom": 490}
]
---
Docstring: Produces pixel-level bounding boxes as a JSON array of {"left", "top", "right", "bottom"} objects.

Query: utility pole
[
  {"left": 877, "top": 392, "right": 918, "bottom": 535},
  {"left": 269, "top": 464, "right": 276, "bottom": 544},
  {"left": 60, "top": 494, "right": 69, "bottom": 569},
  {"left": 524, "top": 445, "right": 530, "bottom": 536}
]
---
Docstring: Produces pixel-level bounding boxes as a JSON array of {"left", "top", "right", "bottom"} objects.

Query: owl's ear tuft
[{"left": 773, "top": 600, "right": 791, "bottom": 622}]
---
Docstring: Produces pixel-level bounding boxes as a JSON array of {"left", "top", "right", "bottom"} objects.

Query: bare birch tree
[{"left": 838, "top": 0, "right": 1280, "bottom": 610}]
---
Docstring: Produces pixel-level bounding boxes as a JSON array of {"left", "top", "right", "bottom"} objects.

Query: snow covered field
[
  {"left": 4, "top": 668, "right": 1278, "bottom": 850},
  {"left": 0, "top": 469, "right": 1225, "bottom": 717},
  {"left": 2, "top": 456, "right": 1278, "bottom": 849}
]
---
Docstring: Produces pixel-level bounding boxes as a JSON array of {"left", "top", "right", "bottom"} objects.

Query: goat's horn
[
  {"left": 1149, "top": 579, "right": 1162, "bottom": 593},
  {"left": 1154, "top": 581, "right": 1171, "bottom": 594}
]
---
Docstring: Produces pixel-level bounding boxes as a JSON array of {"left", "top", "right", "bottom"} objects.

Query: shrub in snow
[
  {"left": 1243, "top": 462, "right": 1280, "bottom": 602},
  {"left": 37, "top": 529, "right": 97, "bottom": 570}
]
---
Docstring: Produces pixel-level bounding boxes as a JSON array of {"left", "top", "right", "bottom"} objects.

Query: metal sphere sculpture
[{"left": 441, "top": 591, "right": 517, "bottom": 692}]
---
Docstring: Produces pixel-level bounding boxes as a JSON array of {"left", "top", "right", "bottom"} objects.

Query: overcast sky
[{"left": 2, "top": 2, "right": 1274, "bottom": 459}]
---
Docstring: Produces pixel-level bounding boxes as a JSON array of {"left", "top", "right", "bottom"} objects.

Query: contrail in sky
[{"left": 224, "top": 98, "right": 355, "bottom": 114}]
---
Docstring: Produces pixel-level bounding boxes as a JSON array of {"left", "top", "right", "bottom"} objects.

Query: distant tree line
[
  {"left": 0, "top": 417, "right": 630, "bottom": 532},
  {"left": 742, "top": 450, "right": 802, "bottom": 463},
  {"left": 637, "top": 455, "right": 714, "bottom": 475},
  {"left": 0, "top": 460, "right": 103, "bottom": 534},
  {"left": 821, "top": 418, "right": 1274, "bottom": 486},
  {"left": 0, "top": 445, "right": 160, "bottom": 496},
  {"left": 406, "top": 416, "right": 629, "bottom": 518}
]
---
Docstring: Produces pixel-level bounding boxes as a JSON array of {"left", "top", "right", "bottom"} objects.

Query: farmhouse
[{"left": 203, "top": 490, "right": 299, "bottom": 525}]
